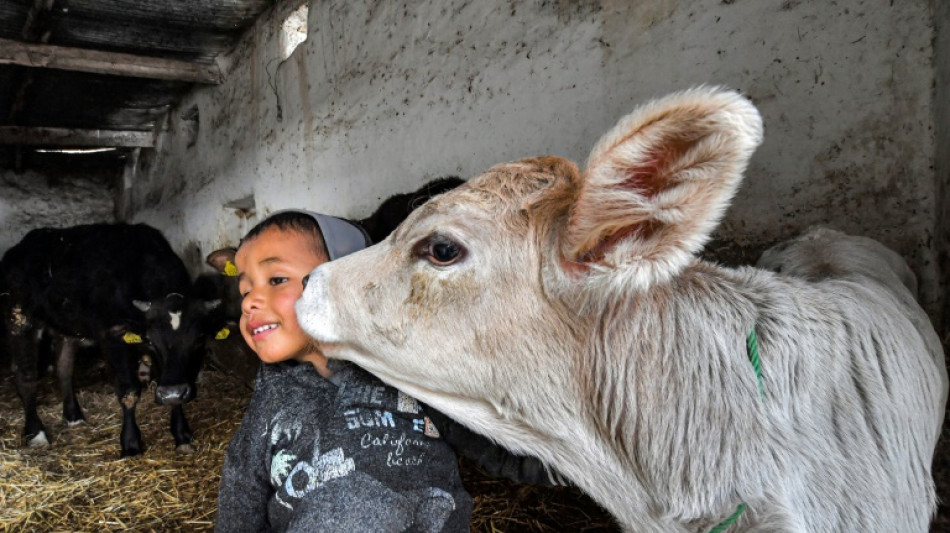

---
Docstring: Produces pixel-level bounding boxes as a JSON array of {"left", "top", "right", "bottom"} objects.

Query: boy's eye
[{"left": 269, "top": 277, "right": 289, "bottom": 286}]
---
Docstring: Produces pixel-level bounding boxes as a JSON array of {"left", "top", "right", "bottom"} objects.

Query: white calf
[{"left": 297, "top": 87, "right": 947, "bottom": 532}]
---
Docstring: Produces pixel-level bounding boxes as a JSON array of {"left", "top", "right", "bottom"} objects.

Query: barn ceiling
[{"left": 0, "top": 0, "right": 275, "bottom": 173}]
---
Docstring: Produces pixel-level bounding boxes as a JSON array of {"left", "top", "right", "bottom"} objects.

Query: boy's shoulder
[
  {"left": 255, "top": 361, "right": 334, "bottom": 396},
  {"left": 327, "top": 359, "right": 386, "bottom": 389},
  {"left": 256, "top": 360, "right": 392, "bottom": 394},
  {"left": 331, "top": 362, "right": 427, "bottom": 416}
]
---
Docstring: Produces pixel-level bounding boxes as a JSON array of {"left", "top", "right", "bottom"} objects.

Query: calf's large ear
[{"left": 563, "top": 87, "right": 763, "bottom": 287}]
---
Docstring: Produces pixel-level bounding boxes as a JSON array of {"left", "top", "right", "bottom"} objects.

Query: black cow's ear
[
  {"left": 206, "top": 248, "right": 238, "bottom": 274},
  {"left": 133, "top": 300, "right": 152, "bottom": 312}
]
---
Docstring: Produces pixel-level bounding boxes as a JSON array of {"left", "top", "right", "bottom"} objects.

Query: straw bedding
[
  {"left": 0, "top": 351, "right": 617, "bottom": 532},
  {"left": 1, "top": 337, "right": 948, "bottom": 532},
  {"left": 0, "top": 354, "right": 242, "bottom": 532}
]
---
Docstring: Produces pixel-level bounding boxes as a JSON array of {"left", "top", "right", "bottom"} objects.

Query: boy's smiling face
[{"left": 236, "top": 226, "right": 328, "bottom": 369}]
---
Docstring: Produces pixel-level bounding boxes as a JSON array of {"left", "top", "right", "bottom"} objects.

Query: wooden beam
[
  {"left": 0, "top": 38, "right": 223, "bottom": 84},
  {"left": 0, "top": 126, "right": 154, "bottom": 147}
]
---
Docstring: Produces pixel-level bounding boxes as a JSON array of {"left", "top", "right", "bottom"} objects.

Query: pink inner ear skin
[
  {"left": 578, "top": 220, "right": 664, "bottom": 264},
  {"left": 621, "top": 151, "right": 668, "bottom": 196},
  {"left": 620, "top": 133, "right": 702, "bottom": 198},
  {"left": 560, "top": 256, "right": 590, "bottom": 277}
]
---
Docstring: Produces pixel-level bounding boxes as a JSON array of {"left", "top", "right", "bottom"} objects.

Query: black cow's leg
[
  {"left": 170, "top": 405, "right": 194, "bottom": 453},
  {"left": 53, "top": 335, "right": 85, "bottom": 425},
  {"left": 6, "top": 307, "right": 48, "bottom": 447},
  {"left": 118, "top": 389, "right": 143, "bottom": 457},
  {"left": 104, "top": 340, "right": 144, "bottom": 457},
  {"left": 13, "top": 350, "right": 48, "bottom": 447}
]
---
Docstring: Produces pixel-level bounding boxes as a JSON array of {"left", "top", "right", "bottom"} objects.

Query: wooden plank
[
  {"left": 66, "top": 0, "right": 272, "bottom": 33},
  {"left": 0, "top": 38, "right": 223, "bottom": 84},
  {"left": 0, "top": 126, "right": 154, "bottom": 147}
]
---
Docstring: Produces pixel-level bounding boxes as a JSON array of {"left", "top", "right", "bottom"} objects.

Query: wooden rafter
[
  {"left": 0, "top": 126, "right": 154, "bottom": 147},
  {"left": 0, "top": 38, "right": 223, "bottom": 84},
  {"left": 6, "top": 0, "right": 57, "bottom": 171}
]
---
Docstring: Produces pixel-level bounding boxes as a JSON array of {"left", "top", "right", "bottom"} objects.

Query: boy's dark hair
[{"left": 239, "top": 211, "right": 329, "bottom": 259}]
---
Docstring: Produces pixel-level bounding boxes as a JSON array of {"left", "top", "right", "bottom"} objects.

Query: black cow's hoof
[
  {"left": 176, "top": 443, "right": 195, "bottom": 454},
  {"left": 27, "top": 430, "right": 50, "bottom": 448},
  {"left": 63, "top": 403, "right": 85, "bottom": 425},
  {"left": 120, "top": 447, "right": 144, "bottom": 458}
]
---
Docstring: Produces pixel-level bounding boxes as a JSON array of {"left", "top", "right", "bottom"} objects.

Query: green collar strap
[{"left": 709, "top": 328, "right": 762, "bottom": 532}]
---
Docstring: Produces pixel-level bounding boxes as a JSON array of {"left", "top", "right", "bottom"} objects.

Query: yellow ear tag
[
  {"left": 123, "top": 332, "right": 143, "bottom": 344},
  {"left": 215, "top": 327, "right": 230, "bottom": 340},
  {"left": 223, "top": 261, "right": 238, "bottom": 277}
]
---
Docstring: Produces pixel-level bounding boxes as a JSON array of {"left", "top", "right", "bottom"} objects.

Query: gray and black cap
[
  {"left": 307, "top": 211, "right": 372, "bottom": 260},
  {"left": 270, "top": 209, "right": 372, "bottom": 260}
]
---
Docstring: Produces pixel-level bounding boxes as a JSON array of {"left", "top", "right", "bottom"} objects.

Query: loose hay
[{"left": 463, "top": 462, "right": 617, "bottom": 533}]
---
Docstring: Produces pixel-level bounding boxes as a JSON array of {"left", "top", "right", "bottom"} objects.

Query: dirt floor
[{"left": 0, "top": 335, "right": 948, "bottom": 532}]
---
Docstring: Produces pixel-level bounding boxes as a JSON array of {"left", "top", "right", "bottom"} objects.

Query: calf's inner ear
[{"left": 562, "top": 88, "right": 763, "bottom": 276}]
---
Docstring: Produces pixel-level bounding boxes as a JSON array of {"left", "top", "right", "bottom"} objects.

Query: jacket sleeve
[
  {"left": 423, "top": 405, "right": 569, "bottom": 487},
  {"left": 215, "top": 381, "right": 273, "bottom": 532}
]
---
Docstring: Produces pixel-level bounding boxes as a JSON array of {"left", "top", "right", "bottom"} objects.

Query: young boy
[{"left": 215, "top": 210, "right": 473, "bottom": 532}]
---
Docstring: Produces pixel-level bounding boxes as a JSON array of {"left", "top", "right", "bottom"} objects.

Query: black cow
[
  {"left": 0, "top": 223, "right": 218, "bottom": 457},
  {"left": 359, "top": 176, "right": 465, "bottom": 244}
]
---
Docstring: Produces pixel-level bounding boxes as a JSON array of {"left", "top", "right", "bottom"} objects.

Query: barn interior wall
[
  {"left": 129, "top": 0, "right": 944, "bottom": 324},
  {"left": 0, "top": 169, "right": 115, "bottom": 254}
]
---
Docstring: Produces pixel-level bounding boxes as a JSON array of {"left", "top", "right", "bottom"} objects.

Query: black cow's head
[{"left": 133, "top": 293, "right": 220, "bottom": 405}]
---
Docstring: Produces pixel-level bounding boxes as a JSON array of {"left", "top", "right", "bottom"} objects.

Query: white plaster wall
[
  {"left": 131, "top": 0, "right": 942, "bottom": 319},
  {"left": 0, "top": 170, "right": 115, "bottom": 254}
]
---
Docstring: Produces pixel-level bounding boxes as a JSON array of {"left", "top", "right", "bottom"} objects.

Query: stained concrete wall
[
  {"left": 0, "top": 170, "right": 115, "bottom": 254},
  {"left": 129, "top": 0, "right": 945, "bottom": 323}
]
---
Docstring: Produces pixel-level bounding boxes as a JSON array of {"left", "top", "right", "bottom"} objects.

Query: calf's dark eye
[
  {"left": 431, "top": 241, "right": 460, "bottom": 262},
  {"left": 418, "top": 235, "right": 466, "bottom": 266}
]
